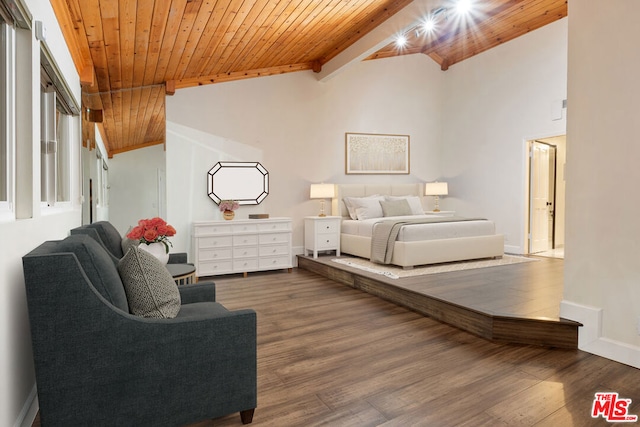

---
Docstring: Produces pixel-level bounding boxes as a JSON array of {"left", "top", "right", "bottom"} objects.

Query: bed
[{"left": 331, "top": 184, "right": 504, "bottom": 268}]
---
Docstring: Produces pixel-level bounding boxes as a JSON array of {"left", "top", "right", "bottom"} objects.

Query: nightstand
[{"left": 304, "top": 216, "right": 341, "bottom": 258}]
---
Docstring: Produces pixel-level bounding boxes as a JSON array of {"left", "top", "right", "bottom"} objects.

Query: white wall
[
  {"left": 440, "top": 18, "right": 568, "bottom": 254},
  {"left": 0, "top": 1, "right": 82, "bottom": 425},
  {"left": 561, "top": 0, "right": 640, "bottom": 368},
  {"left": 166, "top": 54, "right": 446, "bottom": 255},
  {"left": 108, "top": 144, "right": 165, "bottom": 235}
]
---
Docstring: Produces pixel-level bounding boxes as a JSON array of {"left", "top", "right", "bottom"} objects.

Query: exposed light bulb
[{"left": 395, "top": 34, "right": 407, "bottom": 47}]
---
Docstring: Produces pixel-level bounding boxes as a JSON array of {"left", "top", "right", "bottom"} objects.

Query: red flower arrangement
[{"left": 126, "top": 217, "right": 176, "bottom": 253}]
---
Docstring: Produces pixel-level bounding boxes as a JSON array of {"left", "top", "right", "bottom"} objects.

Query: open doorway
[{"left": 526, "top": 135, "right": 566, "bottom": 258}]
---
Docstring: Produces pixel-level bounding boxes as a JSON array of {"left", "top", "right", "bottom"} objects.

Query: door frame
[
  {"left": 524, "top": 134, "right": 566, "bottom": 255},
  {"left": 528, "top": 140, "right": 557, "bottom": 253}
]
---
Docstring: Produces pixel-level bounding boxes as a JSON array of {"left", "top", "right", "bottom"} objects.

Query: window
[
  {"left": 95, "top": 150, "right": 108, "bottom": 208},
  {"left": 1, "top": 20, "right": 8, "bottom": 203},
  {"left": 0, "top": 17, "right": 14, "bottom": 216},
  {"left": 40, "top": 43, "right": 78, "bottom": 207}
]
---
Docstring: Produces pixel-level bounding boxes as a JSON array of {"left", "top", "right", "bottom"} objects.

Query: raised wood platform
[{"left": 298, "top": 255, "right": 580, "bottom": 348}]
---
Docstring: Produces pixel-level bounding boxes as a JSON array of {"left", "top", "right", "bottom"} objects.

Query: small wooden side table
[{"left": 166, "top": 264, "right": 197, "bottom": 286}]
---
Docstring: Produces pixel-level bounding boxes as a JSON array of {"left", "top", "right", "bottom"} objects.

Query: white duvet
[{"left": 341, "top": 215, "right": 496, "bottom": 242}]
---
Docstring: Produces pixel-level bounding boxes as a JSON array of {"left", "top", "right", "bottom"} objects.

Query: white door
[{"left": 530, "top": 142, "right": 552, "bottom": 253}]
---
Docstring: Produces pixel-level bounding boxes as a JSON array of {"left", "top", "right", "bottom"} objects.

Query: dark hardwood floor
[
  {"left": 32, "top": 266, "right": 640, "bottom": 426},
  {"left": 298, "top": 255, "right": 579, "bottom": 348}
]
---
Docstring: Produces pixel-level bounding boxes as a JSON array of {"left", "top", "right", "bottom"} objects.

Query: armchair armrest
[{"left": 178, "top": 281, "right": 216, "bottom": 303}]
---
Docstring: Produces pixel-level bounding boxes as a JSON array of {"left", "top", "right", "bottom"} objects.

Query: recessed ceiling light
[
  {"left": 423, "top": 17, "right": 436, "bottom": 33},
  {"left": 456, "top": 0, "right": 472, "bottom": 14},
  {"left": 395, "top": 34, "right": 407, "bottom": 47}
]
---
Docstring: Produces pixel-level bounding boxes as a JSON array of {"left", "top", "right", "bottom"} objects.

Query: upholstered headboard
[{"left": 331, "top": 183, "right": 424, "bottom": 218}]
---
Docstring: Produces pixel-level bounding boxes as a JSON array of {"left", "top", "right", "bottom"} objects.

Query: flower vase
[
  {"left": 223, "top": 210, "right": 235, "bottom": 220},
  {"left": 138, "top": 242, "right": 169, "bottom": 264}
]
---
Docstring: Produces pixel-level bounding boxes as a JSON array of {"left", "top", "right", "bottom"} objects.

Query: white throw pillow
[
  {"left": 349, "top": 196, "right": 385, "bottom": 220},
  {"left": 343, "top": 195, "right": 381, "bottom": 220},
  {"left": 385, "top": 195, "right": 424, "bottom": 215}
]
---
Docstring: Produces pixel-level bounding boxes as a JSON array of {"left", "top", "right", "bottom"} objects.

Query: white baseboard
[
  {"left": 560, "top": 300, "right": 640, "bottom": 369},
  {"left": 504, "top": 244, "right": 522, "bottom": 255},
  {"left": 14, "top": 384, "right": 38, "bottom": 427}
]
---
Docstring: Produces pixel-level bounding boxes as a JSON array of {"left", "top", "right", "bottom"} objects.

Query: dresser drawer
[
  {"left": 198, "top": 260, "right": 233, "bottom": 276},
  {"left": 234, "top": 246, "right": 258, "bottom": 258},
  {"left": 232, "top": 223, "right": 258, "bottom": 233},
  {"left": 233, "top": 234, "right": 259, "bottom": 246},
  {"left": 259, "top": 244, "right": 290, "bottom": 257},
  {"left": 198, "top": 235, "right": 232, "bottom": 248},
  {"left": 199, "top": 247, "right": 232, "bottom": 261},
  {"left": 315, "top": 220, "right": 340, "bottom": 234},
  {"left": 258, "top": 221, "right": 291, "bottom": 232},
  {"left": 259, "top": 233, "right": 290, "bottom": 245},
  {"left": 259, "top": 255, "right": 291, "bottom": 270},
  {"left": 194, "top": 224, "right": 232, "bottom": 235},
  {"left": 234, "top": 258, "right": 259, "bottom": 272},
  {"left": 315, "top": 234, "right": 339, "bottom": 249}
]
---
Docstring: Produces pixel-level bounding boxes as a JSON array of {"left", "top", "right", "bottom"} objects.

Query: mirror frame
[{"left": 207, "top": 161, "right": 269, "bottom": 205}]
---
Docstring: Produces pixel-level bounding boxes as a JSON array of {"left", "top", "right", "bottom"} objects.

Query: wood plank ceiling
[{"left": 50, "top": 0, "right": 567, "bottom": 157}]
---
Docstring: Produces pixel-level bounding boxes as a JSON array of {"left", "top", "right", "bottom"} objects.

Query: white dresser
[{"left": 192, "top": 218, "right": 292, "bottom": 277}]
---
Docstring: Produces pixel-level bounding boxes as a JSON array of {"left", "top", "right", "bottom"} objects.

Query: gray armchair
[
  {"left": 70, "top": 220, "right": 188, "bottom": 264},
  {"left": 22, "top": 234, "right": 256, "bottom": 426}
]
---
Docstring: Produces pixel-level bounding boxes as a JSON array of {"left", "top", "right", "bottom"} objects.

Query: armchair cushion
[
  {"left": 56, "top": 235, "right": 129, "bottom": 312},
  {"left": 84, "top": 221, "right": 125, "bottom": 258},
  {"left": 118, "top": 246, "right": 181, "bottom": 318}
]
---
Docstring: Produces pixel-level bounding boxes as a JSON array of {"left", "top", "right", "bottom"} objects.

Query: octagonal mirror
[{"left": 207, "top": 161, "right": 269, "bottom": 205}]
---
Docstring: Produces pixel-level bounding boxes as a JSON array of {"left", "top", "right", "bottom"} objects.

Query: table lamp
[
  {"left": 424, "top": 182, "right": 448, "bottom": 212},
  {"left": 310, "top": 183, "right": 335, "bottom": 217}
]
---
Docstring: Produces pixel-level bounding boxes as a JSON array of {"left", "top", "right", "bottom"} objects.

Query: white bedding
[{"left": 341, "top": 215, "right": 496, "bottom": 242}]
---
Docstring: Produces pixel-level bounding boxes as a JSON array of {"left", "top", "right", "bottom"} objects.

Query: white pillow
[
  {"left": 343, "top": 195, "right": 380, "bottom": 220},
  {"left": 349, "top": 196, "right": 385, "bottom": 220},
  {"left": 384, "top": 195, "right": 424, "bottom": 215}
]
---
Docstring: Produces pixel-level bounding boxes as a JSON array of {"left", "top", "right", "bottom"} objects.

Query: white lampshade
[
  {"left": 310, "top": 183, "right": 335, "bottom": 199},
  {"left": 424, "top": 182, "right": 448, "bottom": 196}
]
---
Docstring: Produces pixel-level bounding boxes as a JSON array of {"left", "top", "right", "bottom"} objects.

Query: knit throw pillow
[{"left": 117, "top": 246, "right": 181, "bottom": 318}]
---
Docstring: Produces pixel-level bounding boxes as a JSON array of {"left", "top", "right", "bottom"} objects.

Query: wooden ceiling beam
[
  {"left": 174, "top": 63, "right": 314, "bottom": 89},
  {"left": 315, "top": 0, "right": 422, "bottom": 82}
]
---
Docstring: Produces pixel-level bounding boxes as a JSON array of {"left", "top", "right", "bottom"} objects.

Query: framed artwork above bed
[{"left": 345, "top": 132, "right": 410, "bottom": 174}]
